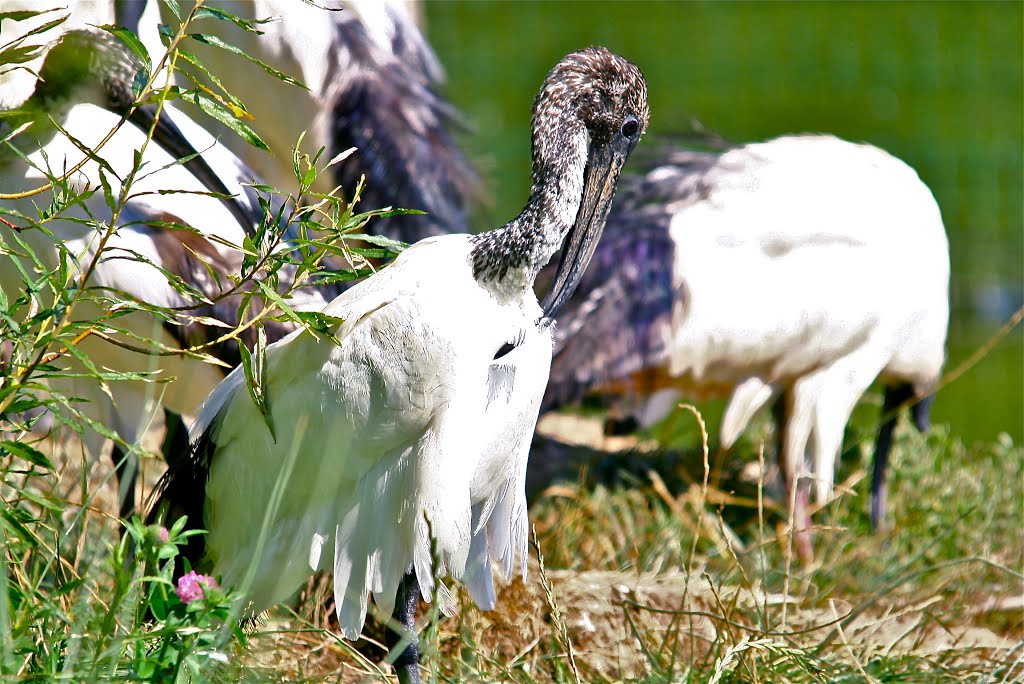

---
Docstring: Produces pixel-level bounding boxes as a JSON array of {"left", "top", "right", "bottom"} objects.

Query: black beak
[
  {"left": 541, "top": 139, "right": 631, "bottom": 318},
  {"left": 127, "top": 104, "right": 259, "bottom": 235}
]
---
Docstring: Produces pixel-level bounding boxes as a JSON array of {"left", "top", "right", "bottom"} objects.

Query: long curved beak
[
  {"left": 127, "top": 104, "right": 260, "bottom": 235},
  {"left": 541, "top": 141, "right": 629, "bottom": 318}
]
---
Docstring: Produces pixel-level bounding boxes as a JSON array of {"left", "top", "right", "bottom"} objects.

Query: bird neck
[
  {"left": 470, "top": 128, "right": 587, "bottom": 298},
  {"left": 1, "top": 33, "right": 131, "bottom": 160}
]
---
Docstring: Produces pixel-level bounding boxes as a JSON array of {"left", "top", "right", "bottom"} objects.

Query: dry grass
[{"left": 5, "top": 404, "right": 1021, "bottom": 683}]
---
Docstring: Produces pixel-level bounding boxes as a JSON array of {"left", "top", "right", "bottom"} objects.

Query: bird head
[{"left": 536, "top": 46, "right": 649, "bottom": 318}]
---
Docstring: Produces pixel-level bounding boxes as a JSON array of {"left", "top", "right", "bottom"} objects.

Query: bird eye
[{"left": 621, "top": 116, "right": 640, "bottom": 138}]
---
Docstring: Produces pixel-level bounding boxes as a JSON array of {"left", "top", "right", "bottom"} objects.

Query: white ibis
[
  {"left": 117, "top": 0, "right": 480, "bottom": 243},
  {"left": 542, "top": 135, "right": 950, "bottom": 542},
  {"left": 152, "top": 47, "right": 648, "bottom": 682},
  {"left": 0, "top": 27, "right": 328, "bottom": 519}
]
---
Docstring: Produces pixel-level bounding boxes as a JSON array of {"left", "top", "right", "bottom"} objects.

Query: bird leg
[
  {"left": 772, "top": 391, "right": 814, "bottom": 562},
  {"left": 871, "top": 383, "right": 915, "bottom": 531},
  {"left": 789, "top": 480, "right": 814, "bottom": 562},
  {"left": 387, "top": 571, "right": 421, "bottom": 684},
  {"left": 111, "top": 443, "right": 137, "bottom": 523},
  {"left": 112, "top": 409, "right": 189, "bottom": 525}
]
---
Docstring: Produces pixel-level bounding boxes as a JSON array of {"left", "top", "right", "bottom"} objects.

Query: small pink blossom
[
  {"left": 157, "top": 527, "right": 169, "bottom": 544},
  {"left": 175, "top": 571, "right": 217, "bottom": 604}
]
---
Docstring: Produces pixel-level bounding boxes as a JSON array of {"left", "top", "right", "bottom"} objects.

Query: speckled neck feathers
[{"left": 470, "top": 46, "right": 648, "bottom": 298}]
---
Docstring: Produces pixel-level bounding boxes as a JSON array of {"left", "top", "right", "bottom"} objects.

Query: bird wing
[
  {"left": 539, "top": 151, "right": 721, "bottom": 411},
  {"left": 166, "top": 235, "right": 541, "bottom": 637},
  {"left": 325, "top": 1, "right": 481, "bottom": 241},
  {"left": 667, "top": 135, "right": 928, "bottom": 385},
  {"left": 543, "top": 207, "right": 678, "bottom": 411}
]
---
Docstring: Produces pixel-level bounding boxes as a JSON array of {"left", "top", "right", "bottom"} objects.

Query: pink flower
[
  {"left": 157, "top": 527, "right": 169, "bottom": 544},
  {"left": 175, "top": 571, "right": 217, "bottom": 604}
]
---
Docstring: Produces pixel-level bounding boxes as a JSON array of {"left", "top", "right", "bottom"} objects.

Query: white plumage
[
  {"left": 154, "top": 46, "right": 649, "bottom": 681},
  {"left": 195, "top": 236, "right": 548, "bottom": 632},
  {"left": 2, "top": 0, "right": 477, "bottom": 517},
  {"left": 667, "top": 135, "right": 948, "bottom": 502}
]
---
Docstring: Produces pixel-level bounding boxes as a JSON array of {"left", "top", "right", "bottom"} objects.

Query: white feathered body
[
  {"left": 195, "top": 234, "right": 548, "bottom": 637},
  {"left": 665, "top": 135, "right": 949, "bottom": 498}
]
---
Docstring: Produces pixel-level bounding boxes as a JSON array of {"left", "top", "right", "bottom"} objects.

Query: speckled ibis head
[{"left": 537, "top": 46, "right": 649, "bottom": 318}]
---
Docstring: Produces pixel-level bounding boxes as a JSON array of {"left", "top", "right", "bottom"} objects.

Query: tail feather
[{"left": 147, "top": 417, "right": 221, "bottom": 573}]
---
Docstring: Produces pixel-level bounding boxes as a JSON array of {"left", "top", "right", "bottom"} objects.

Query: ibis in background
[
  {"left": 4, "top": 0, "right": 482, "bottom": 520},
  {"left": 151, "top": 47, "right": 648, "bottom": 683},
  {"left": 0, "top": 25, "right": 328, "bottom": 519},
  {"left": 542, "top": 135, "right": 950, "bottom": 542},
  {"left": 119, "top": 0, "right": 481, "bottom": 243}
]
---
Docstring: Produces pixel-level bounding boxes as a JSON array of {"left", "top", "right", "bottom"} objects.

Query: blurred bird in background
[
  {"left": 541, "top": 134, "right": 949, "bottom": 552},
  {"left": 118, "top": 0, "right": 481, "bottom": 243}
]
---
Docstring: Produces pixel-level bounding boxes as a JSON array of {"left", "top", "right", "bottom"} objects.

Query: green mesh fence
[{"left": 427, "top": 0, "right": 1023, "bottom": 442}]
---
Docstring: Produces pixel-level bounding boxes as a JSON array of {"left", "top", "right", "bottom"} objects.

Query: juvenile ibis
[
  {"left": 542, "top": 135, "right": 949, "bottom": 539},
  {"left": 152, "top": 46, "right": 648, "bottom": 682}
]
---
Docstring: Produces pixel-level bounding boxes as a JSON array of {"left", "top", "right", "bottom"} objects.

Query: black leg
[
  {"left": 603, "top": 414, "right": 640, "bottom": 436},
  {"left": 387, "top": 571, "right": 421, "bottom": 684},
  {"left": 871, "top": 383, "right": 915, "bottom": 531},
  {"left": 911, "top": 392, "right": 934, "bottom": 434},
  {"left": 111, "top": 443, "right": 137, "bottom": 522}
]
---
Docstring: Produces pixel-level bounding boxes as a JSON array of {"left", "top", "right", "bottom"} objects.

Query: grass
[{"left": 1, "top": 404, "right": 1019, "bottom": 682}]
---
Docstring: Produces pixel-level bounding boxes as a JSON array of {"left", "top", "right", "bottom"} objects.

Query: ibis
[
  {"left": 542, "top": 135, "right": 949, "bottom": 541},
  {"left": 0, "top": 26, "right": 327, "bottom": 519},
  {"left": 151, "top": 46, "right": 648, "bottom": 682}
]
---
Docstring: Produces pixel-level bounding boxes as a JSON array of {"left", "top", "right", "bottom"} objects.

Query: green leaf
[
  {"left": 0, "top": 9, "right": 57, "bottom": 22},
  {"left": 186, "top": 91, "right": 270, "bottom": 151},
  {"left": 0, "top": 43, "right": 46, "bottom": 69},
  {"left": 186, "top": 32, "right": 308, "bottom": 90},
  {"left": 255, "top": 280, "right": 302, "bottom": 326},
  {"left": 0, "top": 440, "right": 53, "bottom": 469},
  {"left": 176, "top": 48, "right": 247, "bottom": 114},
  {"left": 131, "top": 65, "right": 151, "bottom": 100},
  {"left": 100, "top": 24, "right": 152, "bottom": 69},
  {"left": 193, "top": 6, "right": 267, "bottom": 33},
  {"left": 160, "top": 0, "right": 182, "bottom": 21},
  {"left": 99, "top": 170, "right": 117, "bottom": 216},
  {"left": 1, "top": 13, "right": 69, "bottom": 47},
  {"left": 238, "top": 325, "right": 275, "bottom": 441},
  {"left": 344, "top": 233, "right": 409, "bottom": 253},
  {"left": 347, "top": 246, "right": 398, "bottom": 260},
  {"left": 292, "top": 310, "right": 344, "bottom": 343},
  {"left": 312, "top": 268, "right": 374, "bottom": 285}
]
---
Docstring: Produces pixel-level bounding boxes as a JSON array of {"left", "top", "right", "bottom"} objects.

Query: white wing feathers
[{"left": 199, "top": 236, "right": 542, "bottom": 637}]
